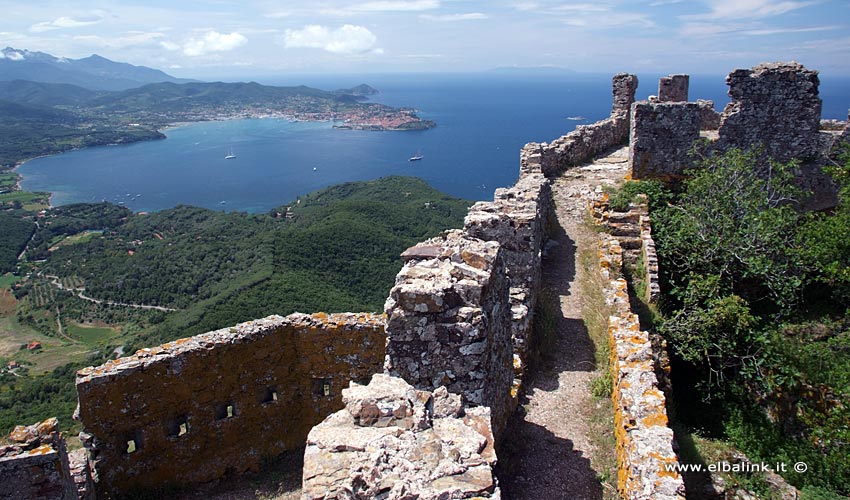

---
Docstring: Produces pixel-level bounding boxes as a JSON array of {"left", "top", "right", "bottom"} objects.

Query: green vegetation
[
  {"left": 0, "top": 213, "right": 35, "bottom": 273},
  {"left": 0, "top": 176, "right": 471, "bottom": 434},
  {"left": 639, "top": 149, "right": 850, "bottom": 496}
]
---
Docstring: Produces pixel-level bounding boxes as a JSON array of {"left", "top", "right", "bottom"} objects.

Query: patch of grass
[
  {"left": 0, "top": 274, "right": 20, "bottom": 289},
  {"left": 0, "top": 191, "right": 48, "bottom": 204},
  {"left": 576, "top": 223, "right": 618, "bottom": 498},
  {"left": 65, "top": 322, "right": 120, "bottom": 346}
]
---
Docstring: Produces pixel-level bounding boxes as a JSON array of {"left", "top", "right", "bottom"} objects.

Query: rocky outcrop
[
  {"left": 75, "top": 312, "right": 386, "bottom": 497},
  {"left": 385, "top": 230, "right": 513, "bottom": 438},
  {"left": 0, "top": 418, "right": 77, "bottom": 500},
  {"left": 302, "top": 374, "right": 500, "bottom": 499}
]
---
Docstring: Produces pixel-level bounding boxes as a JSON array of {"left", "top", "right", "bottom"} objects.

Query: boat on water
[
  {"left": 409, "top": 149, "right": 424, "bottom": 162},
  {"left": 225, "top": 147, "right": 236, "bottom": 160}
]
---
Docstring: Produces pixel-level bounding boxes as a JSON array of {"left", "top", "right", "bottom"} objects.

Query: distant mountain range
[{"left": 0, "top": 47, "right": 193, "bottom": 91}]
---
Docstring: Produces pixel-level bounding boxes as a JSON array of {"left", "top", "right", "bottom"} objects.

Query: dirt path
[{"left": 498, "top": 147, "right": 628, "bottom": 500}]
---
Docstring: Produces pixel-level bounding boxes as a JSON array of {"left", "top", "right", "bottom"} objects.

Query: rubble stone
[
  {"left": 0, "top": 418, "right": 77, "bottom": 500},
  {"left": 629, "top": 102, "right": 700, "bottom": 179},
  {"left": 302, "top": 374, "right": 500, "bottom": 500},
  {"left": 658, "top": 74, "right": 689, "bottom": 102}
]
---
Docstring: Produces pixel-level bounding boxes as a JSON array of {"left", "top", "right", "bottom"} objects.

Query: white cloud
[
  {"left": 680, "top": 21, "right": 837, "bottom": 37},
  {"left": 684, "top": 0, "right": 816, "bottom": 20},
  {"left": 283, "top": 25, "right": 381, "bottom": 55},
  {"left": 420, "top": 13, "right": 489, "bottom": 21},
  {"left": 73, "top": 32, "right": 168, "bottom": 49},
  {"left": 353, "top": 0, "right": 440, "bottom": 12},
  {"left": 30, "top": 14, "right": 104, "bottom": 33},
  {"left": 160, "top": 41, "right": 181, "bottom": 51},
  {"left": 183, "top": 31, "right": 247, "bottom": 57}
]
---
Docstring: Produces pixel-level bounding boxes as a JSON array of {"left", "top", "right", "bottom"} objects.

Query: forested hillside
[{"left": 0, "top": 176, "right": 472, "bottom": 433}]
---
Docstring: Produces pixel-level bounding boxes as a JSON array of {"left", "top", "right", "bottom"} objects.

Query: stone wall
[
  {"left": 463, "top": 172, "right": 552, "bottom": 370},
  {"left": 658, "top": 74, "right": 689, "bottom": 102},
  {"left": 719, "top": 62, "right": 822, "bottom": 162},
  {"left": 384, "top": 230, "right": 513, "bottom": 437},
  {"left": 521, "top": 73, "right": 637, "bottom": 177},
  {"left": 75, "top": 312, "right": 385, "bottom": 497},
  {"left": 302, "top": 374, "right": 499, "bottom": 499},
  {"left": 0, "top": 418, "right": 77, "bottom": 500},
  {"left": 629, "top": 101, "right": 700, "bottom": 179},
  {"left": 697, "top": 100, "right": 721, "bottom": 131},
  {"left": 598, "top": 237, "right": 685, "bottom": 500}
]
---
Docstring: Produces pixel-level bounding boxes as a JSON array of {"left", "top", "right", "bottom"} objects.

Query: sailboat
[
  {"left": 224, "top": 147, "right": 236, "bottom": 160},
  {"left": 408, "top": 149, "right": 423, "bottom": 162}
]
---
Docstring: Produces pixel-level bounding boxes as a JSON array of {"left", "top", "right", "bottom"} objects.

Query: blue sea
[{"left": 18, "top": 72, "right": 850, "bottom": 213}]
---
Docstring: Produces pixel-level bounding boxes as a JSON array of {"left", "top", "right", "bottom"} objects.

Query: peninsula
[{"left": 0, "top": 79, "right": 435, "bottom": 170}]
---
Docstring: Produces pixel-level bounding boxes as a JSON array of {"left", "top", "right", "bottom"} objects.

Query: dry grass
[{"left": 576, "top": 223, "right": 619, "bottom": 499}]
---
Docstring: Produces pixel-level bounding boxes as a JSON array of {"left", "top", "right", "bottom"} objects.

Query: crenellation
[{"left": 658, "top": 74, "right": 689, "bottom": 102}]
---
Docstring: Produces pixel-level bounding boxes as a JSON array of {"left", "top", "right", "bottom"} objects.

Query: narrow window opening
[
  {"left": 166, "top": 416, "right": 189, "bottom": 437},
  {"left": 312, "top": 378, "right": 332, "bottom": 397},
  {"left": 261, "top": 387, "right": 278, "bottom": 404},
  {"left": 123, "top": 431, "right": 142, "bottom": 455},
  {"left": 215, "top": 403, "right": 236, "bottom": 420}
]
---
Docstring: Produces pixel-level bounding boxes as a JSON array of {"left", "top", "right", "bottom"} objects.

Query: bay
[{"left": 17, "top": 73, "right": 850, "bottom": 213}]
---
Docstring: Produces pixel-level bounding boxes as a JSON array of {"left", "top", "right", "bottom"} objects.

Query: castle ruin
[{"left": 2, "top": 61, "right": 848, "bottom": 500}]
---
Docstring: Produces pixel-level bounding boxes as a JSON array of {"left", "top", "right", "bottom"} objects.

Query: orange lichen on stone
[{"left": 641, "top": 411, "right": 669, "bottom": 428}]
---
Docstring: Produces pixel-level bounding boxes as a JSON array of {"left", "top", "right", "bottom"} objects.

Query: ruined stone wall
[
  {"left": 521, "top": 73, "right": 637, "bottom": 178},
  {"left": 302, "top": 374, "right": 499, "bottom": 499},
  {"left": 658, "top": 74, "right": 689, "bottom": 102},
  {"left": 598, "top": 237, "right": 684, "bottom": 500},
  {"left": 384, "top": 230, "right": 513, "bottom": 437},
  {"left": 719, "top": 62, "right": 822, "bottom": 162},
  {"left": 697, "top": 100, "right": 721, "bottom": 131},
  {"left": 629, "top": 101, "right": 700, "bottom": 179},
  {"left": 464, "top": 172, "right": 552, "bottom": 371},
  {"left": 75, "top": 312, "right": 385, "bottom": 497},
  {"left": 0, "top": 418, "right": 77, "bottom": 500}
]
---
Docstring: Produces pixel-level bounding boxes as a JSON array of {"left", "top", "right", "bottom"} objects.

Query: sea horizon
[{"left": 17, "top": 71, "right": 850, "bottom": 214}]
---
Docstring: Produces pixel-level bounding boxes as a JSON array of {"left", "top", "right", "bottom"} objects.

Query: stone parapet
[
  {"left": 464, "top": 172, "right": 552, "bottom": 367},
  {"left": 75, "top": 312, "right": 386, "bottom": 497},
  {"left": 598, "top": 238, "right": 685, "bottom": 500},
  {"left": 629, "top": 101, "right": 701, "bottom": 179},
  {"left": 385, "top": 230, "right": 513, "bottom": 437},
  {"left": 0, "top": 418, "right": 77, "bottom": 500},
  {"left": 302, "top": 374, "right": 500, "bottom": 499},
  {"left": 521, "top": 73, "right": 637, "bottom": 178}
]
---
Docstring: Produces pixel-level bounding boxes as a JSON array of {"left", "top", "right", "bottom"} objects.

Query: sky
[{"left": 2, "top": 0, "right": 849, "bottom": 78}]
